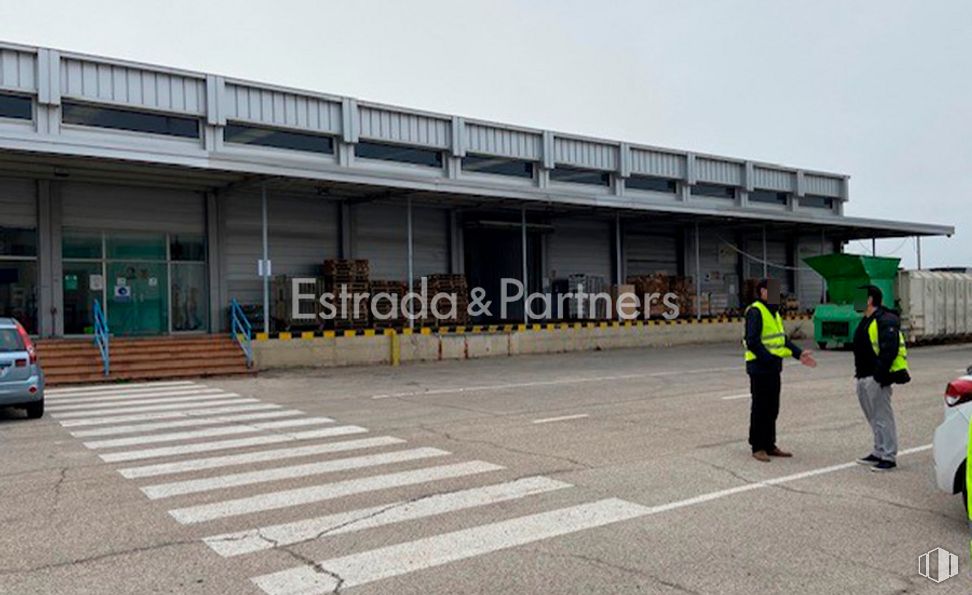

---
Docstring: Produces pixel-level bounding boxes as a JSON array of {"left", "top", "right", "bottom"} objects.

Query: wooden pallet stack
[
  {"left": 423, "top": 274, "right": 470, "bottom": 327},
  {"left": 369, "top": 280, "right": 407, "bottom": 328},
  {"left": 323, "top": 259, "right": 370, "bottom": 329},
  {"left": 627, "top": 274, "right": 672, "bottom": 319},
  {"left": 671, "top": 276, "right": 697, "bottom": 318}
]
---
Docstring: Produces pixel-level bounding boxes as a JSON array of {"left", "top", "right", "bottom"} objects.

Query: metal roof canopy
[{"left": 0, "top": 151, "right": 951, "bottom": 242}]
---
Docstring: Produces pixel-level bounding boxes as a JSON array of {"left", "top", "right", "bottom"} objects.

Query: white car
[{"left": 932, "top": 367, "right": 972, "bottom": 512}]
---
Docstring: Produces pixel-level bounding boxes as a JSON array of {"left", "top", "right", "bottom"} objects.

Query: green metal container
[{"left": 803, "top": 254, "right": 901, "bottom": 348}]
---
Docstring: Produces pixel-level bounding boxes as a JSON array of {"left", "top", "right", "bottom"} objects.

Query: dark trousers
[{"left": 749, "top": 372, "right": 781, "bottom": 453}]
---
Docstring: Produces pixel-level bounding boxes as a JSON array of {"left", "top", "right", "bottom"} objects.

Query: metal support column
[
  {"left": 522, "top": 207, "right": 528, "bottom": 324},
  {"left": 695, "top": 222, "right": 701, "bottom": 320},
  {"left": 407, "top": 196, "right": 414, "bottom": 329},
  {"left": 761, "top": 225, "right": 768, "bottom": 278},
  {"left": 916, "top": 236, "right": 922, "bottom": 270},
  {"left": 871, "top": 238, "right": 876, "bottom": 257},
  {"left": 261, "top": 183, "right": 269, "bottom": 335},
  {"left": 614, "top": 213, "right": 623, "bottom": 285}
]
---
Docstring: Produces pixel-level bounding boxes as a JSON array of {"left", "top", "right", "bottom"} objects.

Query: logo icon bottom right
[{"left": 918, "top": 548, "right": 959, "bottom": 583}]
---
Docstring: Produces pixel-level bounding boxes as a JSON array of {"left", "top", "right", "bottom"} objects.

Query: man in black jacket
[
  {"left": 853, "top": 285, "right": 911, "bottom": 472},
  {"left": 744, "top": 279, "right": 817, "bottom": 462}
]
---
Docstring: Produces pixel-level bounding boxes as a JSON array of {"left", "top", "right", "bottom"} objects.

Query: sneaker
[
  {"left": 856, "top": 454, "right": 882, "bottom": 466},
  {"left": 870, "top": 460, "right": 897, "bottom": 472}
]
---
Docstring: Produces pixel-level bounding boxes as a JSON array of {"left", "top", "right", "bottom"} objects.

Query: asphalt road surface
[{"left": 2, "top": 341, "right": 971, "bottom": 594}]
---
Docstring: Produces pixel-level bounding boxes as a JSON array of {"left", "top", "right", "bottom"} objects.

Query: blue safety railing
[
  {"left": 92, "top": 298, "right": 110, "bottom": 376},
  {"left": 230, "top": 298, "right": 253, "bottom": 368}
]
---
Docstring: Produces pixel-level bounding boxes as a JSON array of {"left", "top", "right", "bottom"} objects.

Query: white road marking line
[
  {"left": 118, "top": 436, "right": 407, "bottom": 479},
  {"left": 371, "top": 365, "right": 741, "bottom": 399},
  {"left": 100, "top": 426, "right": 370, "bottom": 463},
  {"left": 82, "top": 417, "right": 336, "bottom": 450},
  {"left": 205, "top": 476, "right": 572, "bottom": 557},
  {"left": 52, "top": 398, "right": 256, "bottom": 419},
  {"left": 46, "top": 387, "right": 227, "bottom": 405},
  {"left": 48, "top": 392, "right": 242, "bottom": 412},
  {"left": 143, "top": 447, "right": 450, "bottom": 500},
  {"left": 46, "top": 381, "right": 198, "bottom": 396},
  {"left": 720, "top": 393, "right": 751, "bottom": 401},
  {"left": 250, "top": 498, "right": 650, "bottom": 594},
  {"left": 169, "top": 461, "right": 504, "bottom": 524},
  {"left": 57, "top": 404, "right": 282, "bottom": 427},
  {"left": 70, "top": 410, "right": 305, "bottom": 437},
  {"left": 532, "top": 414, "right": 589, "bottom": 424}
]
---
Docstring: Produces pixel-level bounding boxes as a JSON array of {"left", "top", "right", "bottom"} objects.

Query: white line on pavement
[
  {"left": 46, "top": 387, "right": 227, "bottom": 405},
  {"left": 57, "top": 404, "right": 282, "bottom": 427},
  {"left": 143, "top": 447, "right": 451, "bottom": 499},
  {"left": 46, "top": 381, "right": 198, "bottom": 396},
  {"left": 205, "top": 476, "right": 572, "bottom": 557},
  {"left": 250, "top": 498, "right": 650, "bottom": 594},
  {"left": 52, "top": 398, "right": 256, "bottom": 419},
  {"left": 100, "top": 426, "right": 370, "bottom": 463},
  {"left": 83, "top": 417, "right": 336, "bottom": 450},
  {"left": 532, "top": 414, "right": 590, "bottom": 424},
  {"left": 118, "top": 436, "right": 407, "bottom": 479},
  {"left": 719, "top": 393, "right": 751, "bottom": 401},
  {"left": 168, "top": 461, "right": 504, "bottom": 524},
  {"left": 48, "top": 392, "right": 241, "bottom": 412},
  {"left": 371, "top": 365, "right": 741, "bottom": 399},
  {"left": 70, "top": 410, "right": 305, "bottom": 437}
]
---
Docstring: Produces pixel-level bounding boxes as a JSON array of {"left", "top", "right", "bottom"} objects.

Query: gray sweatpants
[{"left": 856, "top": 376, "right": 897, "bottom": 462}]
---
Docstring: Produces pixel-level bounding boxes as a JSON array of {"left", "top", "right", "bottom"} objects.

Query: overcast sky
[{"left": 1, "top": 0, "right": 968, "bottom": 268}]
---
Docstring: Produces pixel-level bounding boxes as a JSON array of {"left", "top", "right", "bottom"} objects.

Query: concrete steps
[{"left": 36, "top": 336, "right": 252, "bottom": 386}]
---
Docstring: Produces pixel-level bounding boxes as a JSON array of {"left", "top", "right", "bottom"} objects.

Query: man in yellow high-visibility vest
[
  {"left": 853, "top": 285, "right": 910, "bottom": 472},
  {"left": 744, "top": 279, "right": 817, "bottom": 462}
]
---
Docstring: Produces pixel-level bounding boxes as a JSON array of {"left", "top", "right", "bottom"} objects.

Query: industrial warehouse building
[{"left": 0, "top": 41, "right": 953, "bottom": 347}]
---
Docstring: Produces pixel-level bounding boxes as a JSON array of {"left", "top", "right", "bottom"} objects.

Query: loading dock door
[
  {"left": 624, "top": 231, "right": 679, "bottom": 276},
  {"left": 463, "top": 226, "right": 541, "bottom": 323}
]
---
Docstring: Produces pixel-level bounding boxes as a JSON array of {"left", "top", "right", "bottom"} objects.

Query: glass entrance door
[{"left": 106, "top": 261, "right": 168, "bottom": 336}]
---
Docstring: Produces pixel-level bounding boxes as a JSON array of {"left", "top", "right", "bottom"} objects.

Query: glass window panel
[
  {"left": 171, "top": 264, "right": 208, "bottom": 332},
  {"left": 626, "top": 175, "right": 678, "bottom": 194},
  {"left": 62, "top": 102, "right": 199, "bottom": 139},
  {"left": 549, "top": 166, "right": 611, "bottom": 187},
  {"left": 170, "top": 234, "right": 205, "bottom": 262},
  {"left": 62, "top": 262, "right": 103, "bottom": 335},
  {"left": 462, "top": 154, "right": 534, "bottom": 178},
  {"left": 0, "top": 260, "right": 38, "bottom": 334},
  {"left": 62, "top": 230, "right": 103, "bottom": 259},
  {"left": 224, "top": 123, "right": 334, "bottom": 154},
  {"left": 106, "top": 262, "right": 168, "bottom": 336},
  {"left": 355, "top": 142, "right": 443, "bottom": 168},
  {"left": 106, "top": 232, "right": 166, "bottom": 261},
  {"left": 750, "top": 190, "right": 789, "bottom": 205},
  {"left": 0, "top": 93, "right": 32, "bottom": 120},
  {"left": 691, "top": 183, "right": 736, "bottom": 199},
  {"left": 0, "top": 227, "right": 37, "bottom": 257},
  {"left": 802, "top": 195, "right": 835, "bottom": 209}
]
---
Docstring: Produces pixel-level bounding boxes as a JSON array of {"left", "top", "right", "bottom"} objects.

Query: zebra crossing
[{"left": 47, "top": 380, "right": 652, "bottom": 594}]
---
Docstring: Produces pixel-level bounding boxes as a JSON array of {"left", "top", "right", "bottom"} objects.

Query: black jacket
[
  {"left": 745, "top": 300, "right": 803, "bottom": 375},
  {"left": 853, "top": 307, "right": 911, "bottom": 386}
]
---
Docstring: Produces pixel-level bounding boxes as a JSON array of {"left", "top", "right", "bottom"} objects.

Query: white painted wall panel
[
  {"left": 352, "top": 203, "right": 448, "bottom": 280},
  {"left": 696, "top": 158, "right": 743, "bottom": 185},
  {"left": 554, "top": 138, "right": 617, "bottom": 170},
  {"left": 0, "top": 177, "right": 36, "bottom": 228},
  {"left": 629, "top": 149, "right": 685, "bottom": 179},
  {"left": 753, "top": 167, "right": 795, "bottom": 192},
  {"left": 804, "top": 174, "right": 842, "bottom": 197},
  {"left": 358, "top": 107, "right": 450, "bottom": 148},
  {"left": 465, "top": 124, "right": 541, "bottom": 160},
  {"left": 547, "top": 219, "right": 612, "bottom": 280},
  {"left": 224, "top": 84, "right": 341, "bottom": 134},
  {"left": 60, "top": 58, "right": 205, "bottom": 114},
  {"left": 62, "top": 183, "right": 203, "bottom": 233},
  {"left": 0, "top": 49, "right": 36, "bottom": 92}
]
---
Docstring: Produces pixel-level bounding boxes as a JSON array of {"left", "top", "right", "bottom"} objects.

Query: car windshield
[{"left": 0, "top": 329, "right": 25, "bottom": 353}]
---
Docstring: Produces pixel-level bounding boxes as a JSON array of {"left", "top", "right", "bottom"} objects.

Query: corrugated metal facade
[
  {"left": 465, "top": 123, "right": 541, "bottom": 160},
  {"left": 553, "top": 138, "right": 618, "bottom": 170},
  {"left": 0, "top": 48, "right": 35, "bottom": 92},
  {"left": 546, "top": 219, "right": 612, "bottom": 280},
  {"left": 693, "top": 233, "right": 741, "bottom": 310},
  {"left": 804, "top": 174, "right": 843, "bottom": 197},
  {"left": 351, "top": 203, "right": 449, "bottom": 280},
  {"left": 0, "top": 177, "right": 36, "bottom": 228},
  {"left": 223, "top": 192, "right": 340, "bottom": 305},
  {"left": 224, "top": 84, "right": 342, "bottom": 134},
  {"left": 62, "top": 183, "right": 204, "bottom": 233},
  {"left": 796, "top": 236, "right": 833, "bottom": 308},
  {"left": 753, "top": 167, "right": 795, "bottom": 192},
  {"left": 623, "top": 229, "right": 679, "bottom": 276},
  {"left": 358, "top": 106, "right": 450, "bottom": 148},
  {"left": 696, "top": 158, "right": 743, "bottom": 185},
  {"left": 60, "top": 58, "right": 206, "bottom": 115},
  {"left": 629, "top": 149, "right": 685, "bottom": 179}
]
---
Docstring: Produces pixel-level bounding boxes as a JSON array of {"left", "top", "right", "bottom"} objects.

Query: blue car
[{"left": 0, "top": 318, "right": 44, "bottom": 419}]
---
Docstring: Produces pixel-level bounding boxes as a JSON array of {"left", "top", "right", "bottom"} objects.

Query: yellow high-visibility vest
[
  {"left": 743, "top": 301, "right": 792, "bottom": 362},
  {"left": 867, "top": 318, "right": 909, "bottom": 373}
]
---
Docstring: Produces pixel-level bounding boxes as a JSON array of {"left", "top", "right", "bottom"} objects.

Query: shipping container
[{"left": 898, "top": 270, "right": 972, "bottom": 342}]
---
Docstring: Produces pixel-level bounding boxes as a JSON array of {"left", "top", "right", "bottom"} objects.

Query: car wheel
[{"left": 24, "top": 399, "right": 44, "bottom": 419}]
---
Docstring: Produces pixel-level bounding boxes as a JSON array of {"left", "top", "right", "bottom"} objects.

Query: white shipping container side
[
  {"left": 546, "top": 219, "right": 612, "bottom": 281},
  {"left": 898, "top": 270, "right": 972, "bottom": 341},
  {"left": 0, "top": 177, "right": 37, "bottom": 228}
]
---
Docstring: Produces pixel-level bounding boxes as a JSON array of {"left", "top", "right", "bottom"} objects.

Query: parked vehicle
[
  {"left": 0, "top": 318, "right": 44, "bottom": 419},
  {"left": 932, "top": 366, "right": 972, "bottom": 511}
]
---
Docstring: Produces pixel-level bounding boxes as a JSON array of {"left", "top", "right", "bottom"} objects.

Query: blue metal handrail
[
  {"left": 92, "top": 298, "right": 110, "bottom": 376},
  {"left": 230, "top": 298, "right": 253, "bottom": 368}
]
